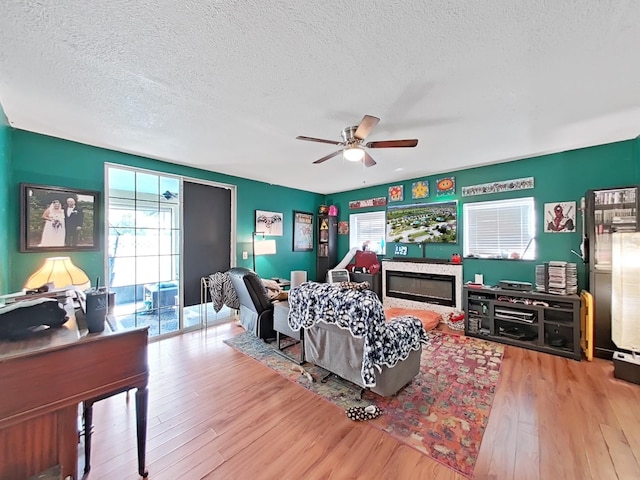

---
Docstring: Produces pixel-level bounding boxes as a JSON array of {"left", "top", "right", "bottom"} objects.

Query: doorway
[{"left": 105, "top": 165, "right": 236, "bottom": 337}]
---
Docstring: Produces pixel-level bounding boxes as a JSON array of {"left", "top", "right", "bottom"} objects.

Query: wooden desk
[{"left": 0, "top": 314, "right": 149, "bottom": 480}]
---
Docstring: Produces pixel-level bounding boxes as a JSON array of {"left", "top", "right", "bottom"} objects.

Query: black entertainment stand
[{"left": 463, "top": 286, "right": 581, "bottom": 360}]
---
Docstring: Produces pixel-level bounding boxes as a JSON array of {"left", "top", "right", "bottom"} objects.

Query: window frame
[
  {"left": 349, "top": 210, "right": 386, "bottom": 255},
  {"left": 463, "top": 197, "right": 536, "bottom": 260}
]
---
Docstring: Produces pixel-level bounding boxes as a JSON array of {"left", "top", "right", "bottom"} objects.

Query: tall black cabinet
[
  {"left": 586, "top": 186, "right": 638, "bottom": 358},
  {"left": 316, "top": 214, "right": 338, "bottom": 282}
]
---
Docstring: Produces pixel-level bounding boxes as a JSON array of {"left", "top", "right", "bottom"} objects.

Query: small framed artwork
[
  {"left": 338, "top": 221, "right": 349, "bottom": 235},
  {"left": 255, "top": 210, "right": 284, "bottom": 236},
  {"left": 388, "top": 185, "right": 404, "bottom": 202},
  {"left": 544, "top": 201, "right": 576, "bottom": 233},
  {"left": 412, "top": 181, "right": 429, "bottom": 199},
  {"left": 20, "top": 183, "right": 100, "bottom": 252},
  {"left": 436, "top": 177, "right": 455, "bottom": 196},
  {"left": 293, "top": 211, "right": 314, "bottom": 251}
]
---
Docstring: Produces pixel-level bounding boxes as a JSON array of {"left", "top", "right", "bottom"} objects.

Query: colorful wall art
[
  {"left": 462, "top": 177, "right": 535, "bottom": 197},
  {"left": 412, "top": 181, "right": 429, "bottom": 199},
  {"left": 349, "top": 197, "right": 387, "bottom": 209},
  {"left": 544, "top": 201, "right": 576, "bottom": 233},
  {"left": 436, "top": 177, "right": 455, "bottom": 196},
  {"left": 388, "top": 185, "right": 404, "bottom": 202},
  {"left": 386, "top": 201, "right": 458, "bottom": 244}
]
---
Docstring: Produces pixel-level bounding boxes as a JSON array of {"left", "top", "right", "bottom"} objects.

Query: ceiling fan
[{"left": 296, "top": 115, "right": 418, "bottom": 167}]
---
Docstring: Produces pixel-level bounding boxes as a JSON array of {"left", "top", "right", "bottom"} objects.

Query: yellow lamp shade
[{"left": 24, "top": 256, "right": 91, "bottom": 290}]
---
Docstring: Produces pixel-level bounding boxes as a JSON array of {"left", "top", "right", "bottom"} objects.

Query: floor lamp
[{"left": 252, "top": 232, "right": 277, "bottom": 275}]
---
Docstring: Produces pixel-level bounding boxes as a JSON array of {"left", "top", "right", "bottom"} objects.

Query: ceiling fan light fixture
[
  {"left": 297, "top": 114, "right": 417, "bottom": 167},
  {"left": 343, "top": 146, "right": 365, "bottom": 162}
]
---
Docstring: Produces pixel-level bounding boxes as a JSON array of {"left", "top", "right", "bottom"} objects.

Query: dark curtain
[{"left": 183, "top": 181, "right": 231, "bottom": 307}]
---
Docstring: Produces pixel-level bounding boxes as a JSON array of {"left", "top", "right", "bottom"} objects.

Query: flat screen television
[{"left": 386, "top": 201, "right": 458, "bottom": 244}]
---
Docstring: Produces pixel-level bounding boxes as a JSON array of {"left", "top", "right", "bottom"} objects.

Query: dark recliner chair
[{"left": 227, "top": 267, "right": 275, "bottom": 340}]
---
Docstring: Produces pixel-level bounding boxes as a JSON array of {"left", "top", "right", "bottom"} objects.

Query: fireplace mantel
[
  {"left": 382, "top": 259, "right": 463, "bottom": 314},
  {"left": 387, "top": 257, "right": 453, "bottom": 264}
]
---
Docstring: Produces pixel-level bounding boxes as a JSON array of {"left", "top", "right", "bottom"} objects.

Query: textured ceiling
[{"left": 1, "top": 1, "right": 640, "bottom": 194}]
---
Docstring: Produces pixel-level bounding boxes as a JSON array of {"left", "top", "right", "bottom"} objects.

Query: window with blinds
[
  {"left": 349, "top": 211, "right": 386, "bottom": 255},
  {"left": 463, "top": 197, "right": 536, "bottom": 259}
]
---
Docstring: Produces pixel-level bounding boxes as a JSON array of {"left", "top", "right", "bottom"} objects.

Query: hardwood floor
[{"left": 86, "top": 321, "right": 640, "bottom": 479}]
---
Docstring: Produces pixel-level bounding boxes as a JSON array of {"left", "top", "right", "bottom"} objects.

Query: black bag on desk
[{"left": 0, "top": 298, "right": 69, "bottom": 340}]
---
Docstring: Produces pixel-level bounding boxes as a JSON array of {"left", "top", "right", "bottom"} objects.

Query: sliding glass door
[{"left": 106, "top": 166, "right": 182, "bottom": 336}]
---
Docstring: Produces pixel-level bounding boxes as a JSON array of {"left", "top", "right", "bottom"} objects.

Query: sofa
[
  {"left": 227, "top": 267, "right": 275, "bottom": 340},
  {"left": 288, "top": 281, "right": 428, "bottom": 396}
]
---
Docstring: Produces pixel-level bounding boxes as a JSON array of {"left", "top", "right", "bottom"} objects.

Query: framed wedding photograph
[
  {"left": 20, "top": 183, "right": 100, "bottom": 252},
  {"left": 293, "top": 210, "right": 314, "bottom": 252}
]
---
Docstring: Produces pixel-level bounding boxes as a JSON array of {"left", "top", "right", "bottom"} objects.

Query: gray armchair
[
  {"left": 288, "top": 282, "right": 427, "bottom": 397},
  {"left": 304, "top": 321, "right": 422, "bottom": 397},
  {"left": 227, "top": 267, "right": 275, "bottom": 340}
]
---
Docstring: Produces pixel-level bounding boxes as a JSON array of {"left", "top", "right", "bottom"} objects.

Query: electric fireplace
[
  {"left": 385, "top": 270, "right": 455, "bottom": 307},
  {"left": 382, "top": 259, "right": 463, "bottom": 313}
]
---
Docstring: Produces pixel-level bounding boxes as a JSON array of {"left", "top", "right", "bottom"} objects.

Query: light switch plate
[{"left": 242, "top": 251, "right": 248, "bottom": 260}]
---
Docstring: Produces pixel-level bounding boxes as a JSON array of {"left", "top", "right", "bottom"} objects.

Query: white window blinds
[
  {"left": 349, "top": 211, "right": 386, "bottom": 255},
  {"left": 463, "top": 197, "right": 536, "bottom": 259}
]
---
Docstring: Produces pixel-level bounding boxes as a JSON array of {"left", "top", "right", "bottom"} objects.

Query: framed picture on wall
[
  {"left": 20, "top": 183, "right": 100, "bottom": 252},
  {"left": 255, "top": 210, "right": 284, "bottom": 236},
  {"left": 386, "top": 200, "right": 458, "bottom": 244},
  {"left": 544, "top": 201, "right": 576, "bottom": 233},
  {"left": 293, "top": 211, "right": 314, "bottom": 252}
]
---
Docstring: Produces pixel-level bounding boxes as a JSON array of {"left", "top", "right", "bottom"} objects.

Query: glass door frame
[{"left": 104, "top": 163, "right": 237, "bottom": 338}]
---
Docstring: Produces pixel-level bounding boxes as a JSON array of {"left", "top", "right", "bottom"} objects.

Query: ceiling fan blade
[
  {"left": 362, "top": 151, "right": 377, "bottom": 167},
  {"left": 296, "top": 135, "right": 342, "bottom": 146},
  {"left": 354, "top": 115, "right": 380, "bottom": 140},
  {"left": 365, "top": 139, "right": 418, "bottom": 148},
  {"left": 313, "top": 150, "right": 343, "bottom": 164}
]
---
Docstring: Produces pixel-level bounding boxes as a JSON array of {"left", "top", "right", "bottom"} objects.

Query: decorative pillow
[
  {"left": 261, "top": 279, "right": 282, "bottom": 300},
  {"left": 384, "top": 307, "right": 442, "bottom": 331},
  {"left": 339, "top": 281, "right": 370, "bottom": 291}
]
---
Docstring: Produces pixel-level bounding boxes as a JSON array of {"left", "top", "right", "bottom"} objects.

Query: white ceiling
[{"left": 1, "top": 1, "right": 640, "bottom": 194}]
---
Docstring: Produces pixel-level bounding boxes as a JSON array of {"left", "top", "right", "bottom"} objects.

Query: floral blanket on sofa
[{"left": 287, "top": 282, "right": 429, "bottom": 387}]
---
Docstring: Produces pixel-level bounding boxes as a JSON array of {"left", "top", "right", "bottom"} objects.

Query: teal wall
[
  {"left": 6, "top": 127, "right": 640, "bottom": 294},
  {"left": 0, "top": 103, "right": 10, "bottom": 293},
  {"left": 326, "top": 139, "right": 640, "bottom": 288},
  {"left": 7, "top": 130, "right": 323, "bottom": 293}
]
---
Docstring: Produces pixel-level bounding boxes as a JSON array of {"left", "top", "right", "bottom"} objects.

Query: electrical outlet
[{"left": 242, "top": 251, "right": 248, "bottom": 260}]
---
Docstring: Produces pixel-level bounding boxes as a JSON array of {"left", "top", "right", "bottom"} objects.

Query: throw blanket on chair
[
  {"left": 288, "top": 282, "right": 429, "bottom": 387},
  {"left": 209, "top": 271, "right": 240, "bottom": 312}
]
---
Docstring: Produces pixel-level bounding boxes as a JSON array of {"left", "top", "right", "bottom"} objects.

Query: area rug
[{"left": 224, "top": 330, "right": 504, "bottom": 477}]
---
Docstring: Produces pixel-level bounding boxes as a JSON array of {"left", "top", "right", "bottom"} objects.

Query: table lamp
[{"left": 24, "top": 256, "right": 91, "bottom": 291}]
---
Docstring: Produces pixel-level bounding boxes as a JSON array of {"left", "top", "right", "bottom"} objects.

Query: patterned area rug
[{"left": 224, "top": 330, "right": 504, "bottom": 477}]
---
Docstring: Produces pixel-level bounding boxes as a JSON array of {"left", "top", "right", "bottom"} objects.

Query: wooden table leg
[
  {"left": 83, "top": 401, "right": 94, "bottom": 474},
  {"left": 136, "top": 387, "right": 149, "bottom": 478}
]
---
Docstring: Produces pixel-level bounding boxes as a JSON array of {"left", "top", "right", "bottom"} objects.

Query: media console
[{"left": 463, "top": 285, "right": 581, "bottom": 360}]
